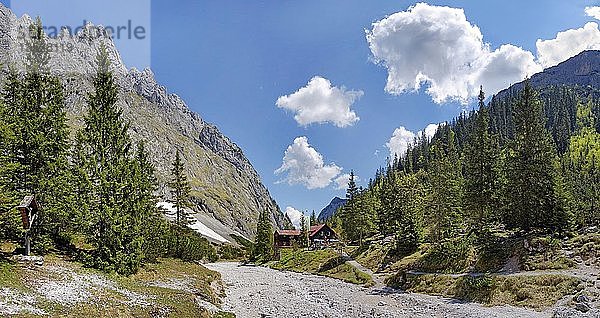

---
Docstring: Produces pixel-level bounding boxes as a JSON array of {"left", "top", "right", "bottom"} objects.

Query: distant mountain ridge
[
  {"left": 494, "top": 50, "right": 600, "bottom": 101},
  {"left": 318, "top": 197, "right": 347, "bottom": 222},
  {"left": 0, "top": 4, "right": 289, "bottom": 240}
]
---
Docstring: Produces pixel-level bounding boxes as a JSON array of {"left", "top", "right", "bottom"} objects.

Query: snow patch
[{"left": 157, "top": 202, "right": 230, "bottom": 243}]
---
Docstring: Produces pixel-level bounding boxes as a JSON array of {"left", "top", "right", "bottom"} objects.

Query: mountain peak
[
  {"left": 318, "top": 197, "right": 348, "bottom": 222},
  {"left": 0, "top": 4, "right": 288, "bottom": 239},
  {"left": 494, "top": 50, "right": 600, "bottom": 101}
]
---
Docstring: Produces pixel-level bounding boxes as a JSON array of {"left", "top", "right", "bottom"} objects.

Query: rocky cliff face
[{"left": 0, "top": 4, "right": 288, "bottom": 239}]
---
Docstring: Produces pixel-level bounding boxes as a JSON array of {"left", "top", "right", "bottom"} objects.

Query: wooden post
[
  {"left": 24, "top": 232, "right": 30, "bottom": 256},
  {"left": 17, "top": 196, "right": 39, "bottom": 257}
]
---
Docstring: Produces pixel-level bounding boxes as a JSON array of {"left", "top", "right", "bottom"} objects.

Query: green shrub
[
  {"left": 416, "top": 238, "right": 475, "bottom": 273},
  {"left": 217, "top": 244, "right": 246, "bottom": 260},
  {"left": 405, "top": 273, "right": 582, "bottom": 310}
]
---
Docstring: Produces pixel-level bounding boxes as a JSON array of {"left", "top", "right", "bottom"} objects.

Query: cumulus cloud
[
  {"left": 386, "top": 127, "right": 416, "bottom": 159},
  {"left": 275, "top": 136, "right": 343, "bottom": 189},
  {"left": 334, "top": 173, "right": 360, "bottom": 190},
  {"left": 422, "top": 123, "right": 440, "bottom": 140},
  {"left": 585, "top": 6, "right": 600, "bottom": 20},
  {"left": 366, "top": 3, "right": 540, "bottom": 104},
  {"left": 284, "top": 206, "right": 304, "bottom": 229},
  {"left": 472, "top": 44, "right": 541, "bottom": 93},
  {"left": 276, "top": 76, "right": 362, "bottom": 127},
  {"left": 386, "top": 123, "right": 440, "bottom": 157},
  {"left": 536, "top": 22, "right": 600, "bottom": 68}
]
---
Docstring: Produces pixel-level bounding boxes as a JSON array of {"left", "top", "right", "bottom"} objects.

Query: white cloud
[
  {"left": 276, "top": 76, "right": 362, "bottom": 127},
  {"left": 366, "top": 3, "right": 541, "bottom": 104},
  {"left": 275, "top": 136, "right": 343, "bottom": 189},
  {"left": 334, "top": 173, "right": 360, "bottom": 190},
  {"left": 472, "top": 44, "right": 541, "bottom": 93},
  {"left": 386, "top": 123, "right": 441, "bottom": 157},
  {"left": 284, "top": 206, "right": 304, "bottom": 229},
  {"left": 585, "top": 6, "right": 600, "bottom": 20},
  {"left": 536, "top": 22, "right": 600, "bottom": 68},
  {"left": 386, "top": 127, "right": 416, "bottom": 159},
  {"left": 422, "top": 123, "right": 440, "bottom": 140}
]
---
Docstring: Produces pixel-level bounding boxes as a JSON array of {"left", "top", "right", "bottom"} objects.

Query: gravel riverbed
[{"left": 206, "top": 262, "right": 554, "bottom": 318}]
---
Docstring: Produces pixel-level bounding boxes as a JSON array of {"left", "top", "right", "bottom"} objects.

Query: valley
[
  {"left": 208, "top": 262, "right": 551, "bottom": 318},
  {"left": 0, "top": 1, "right": 600, "bottom": 317}
]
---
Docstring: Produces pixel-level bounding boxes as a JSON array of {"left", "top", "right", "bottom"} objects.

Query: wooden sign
[{"left": 17, "top": 195, "right": 39, "bottom": 230}]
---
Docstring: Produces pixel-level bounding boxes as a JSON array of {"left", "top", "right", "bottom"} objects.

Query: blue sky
[
  {"left": 149, "top": 0, "right": 598, "bottom": 221},
  {"left": 5, "top": 0, "right": 600, "bottom": 223}
]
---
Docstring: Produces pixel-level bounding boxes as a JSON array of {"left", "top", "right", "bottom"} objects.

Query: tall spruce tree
[
  {"left": 0, "top": 18, "right": 71, "bottom": 251},
  {"left": 355, "top": 188, "right": 378, "bottom": 244},
  {"left": 252, "top": 210, "right": 273, "bottom": 262},
  {"left": 168, "top": 151, "right": 192, "bottom": 227},
  {"left": 310, "top": 210, "right": 317, "bottom": 226},
  {"left": 379, "top": 171, "right": 424, "bottom": 254},
  {"left": 127, "top": 143, "right": 162, "bottom": 263},
  {"left": 565, "top": 100, "right": 600, "bottom": 227},
  {"left": 74, "top": 47, "right": 150, "bottom": 274},
  {"left": 504, "top": 81, "right": 566, "bottom": 231},
  {"left": 463, "top": 87, "right": 500, "bottom": 231},
  {"left": 340, "top": 171, "right": 360, "bottom": 244},
  {"left": 0, "top": 82, "right": 20, "bottom": 241},
  {"left": 427, "top": 131, "right": 464, "bottom": 242},
  {"left": 299, "top": 215, "right": 309, "bottom": 248}
]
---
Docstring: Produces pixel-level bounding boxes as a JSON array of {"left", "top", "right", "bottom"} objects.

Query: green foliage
[
  {"left": 217, "top": 244, "right": 246, "bottom": 261},
  {"left": 519, "top": 236, "right": 574, "bottom": 271},
  {"left": 426, "top": 130, "right": 465, "bottom": 242},
  {"left": 473, "top": 233, "right": 513, "bottom": 272},
  {"left": 0, "top": 18, "right": 72, "bottom": 251},
  {"left": 169, "top": 151, "right": 193, "bottom": 227},
  {"left": 252, "top": 210, "right": 273, "bottom": 262},
  {"left": 503, "top": 81, "right": 566, "bottom": 231},
  {"left": 340, "top": 171, "right": 377, "bottom": 246},
  {"left": 271, "top": 249, "right": 373, "bottom": 286},
  {"left": 378, "top": 171, "right": 425, "bottom": 254},
  {"left": 563, "top": 100, "right": 600, "bottom": 227},
  {"left": 73, "top": 48, "right": 161, "bottom": 275},
  {"left": 299, "top": 215, "right": 309, "bottom": 248},
  {"left": 416, "top": 237, "right": 475, "bottom": 273},
  {"left": 463, "top": 87, "right": 501, "bottom": 230},
  {"left": 404, "top": 273, "right": 581, "bottom": 310},
  {"left": 310, "top": 210, "right": 316, "bottom": 226},
  {"left": 164, "top": 225, "right": 217, "bottom": 263}
]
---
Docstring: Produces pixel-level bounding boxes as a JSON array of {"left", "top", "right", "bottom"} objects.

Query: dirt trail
[{"left": 207, "top": 262, "right": 552, "bottom": 318}]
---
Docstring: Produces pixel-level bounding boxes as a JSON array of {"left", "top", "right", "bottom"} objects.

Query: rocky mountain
[
  {"left": 495, "top": 50, "right": 600, "bottom": 100},
  {"left": 317, "top": 197, "right": 347, "bottom": 222},
  {"left": 0, "top": 4, "right": 289, "bottom": 241}
]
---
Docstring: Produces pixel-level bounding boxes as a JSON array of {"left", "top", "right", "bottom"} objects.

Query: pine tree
[
  {"left": 168, "top": 151, "right": 192, "bottom": 227},
  {"left": 427, "top": 131, "right": 464, "bottom": 242},
  {"left": 0, "top": 84, "right": 20, "bottom": 241},
  {"left": 299, "top": 215, "right": 309, "bottom": 248},
  {"left": 74, "top": 47, "right": 147, "bottom": 274},
  {"left": 340, "top": 171, "right": 376, "bottom": 246},
  {"left": 310, "top": 210, "right": 317, "bottom": 226},
  {"left": 0, "top": 18, "right": 71, "bottom": 251},
  {"left": 252, "top": 210, "right": 273, "bottom": 262},
  {"left": 340, "top": 171, "right": 360, "bottom": 244},
  {"left": 355, "top": 188, "right": 378, "bottom": 244},
  {"left": 127, "top": 143, "right": 162, "bottom": 263},
  {"left": 504, "top": 81, "right": 566, "bottom": 231},
  {"left": 463, "top": 87, "right": 500, "bottom": 231},
  {"left": 565, "top": 100, "right": 600, "bottom": 227},
  {"left": 379, "top": 171, "right": 425, "bottom": 254}
]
